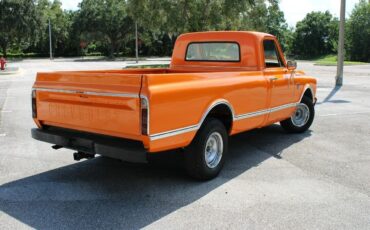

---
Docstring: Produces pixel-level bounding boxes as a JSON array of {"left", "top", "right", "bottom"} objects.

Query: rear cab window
[
  {"left": 263, "top": 40, "right": 283, "bottom": 68},
  {"left": 186, "top": 42, "right": 240, "bottom": 62}
]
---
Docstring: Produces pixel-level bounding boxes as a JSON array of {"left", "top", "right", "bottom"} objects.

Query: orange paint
[{"left": 32, "top": 31, "right": 317, "bottom": 153}]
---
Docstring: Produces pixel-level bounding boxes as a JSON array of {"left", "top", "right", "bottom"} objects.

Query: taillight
[
  {"left": 32, "top": 90, "right": 37, "bottom": 118},
  {"left": 141, "top": 97, "right": 149, "bottom": 135}
]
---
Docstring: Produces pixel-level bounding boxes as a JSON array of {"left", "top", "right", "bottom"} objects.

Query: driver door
[{"left": 263, "top": 39, "right": 295, "bottom": 123}]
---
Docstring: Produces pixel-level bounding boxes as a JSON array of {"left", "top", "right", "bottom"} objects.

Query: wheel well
[
  {"left": 205, "top": 104, "right": 233, "bottom": 133},
  {"left": 303, "top": 88, "right": 314, "bottom": 101}
]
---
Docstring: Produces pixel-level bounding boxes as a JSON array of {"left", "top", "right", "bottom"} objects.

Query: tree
[
  {"left": 77, "top": 0, "right": 133, "bottom": 58},
  {"left": 127, "top": 0, "right": 257, "bottom": 34},
  {"left": 31, "top": 0, "right": 74, "bottom": 56},
  {"left": 0, "top": 0, "right": 40, "bottom": 57},
  {"left": 346, "top": 0, "right": 370, "bottom": 62},
  {"left": 126, "top": 0, "right": 257, "bottom": 55},
  {"left": 265, "top": 0, "right": 289, "bottom": 50},
  {"left": 238, "top": 0, "right": 289, "bottom": 50},
  {"left": 291, "top": 11, "right": 336, "bottom": 58}
]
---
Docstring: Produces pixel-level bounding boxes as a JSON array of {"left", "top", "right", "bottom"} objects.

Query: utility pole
[
  {"left": 336, "top": 0, "right": 346, "bottom": 86},
  {"left": 49, "top": 19, "right": 53, "bottom": 60},
  {"left": 135, "top": 22, "right": 139, "bottom": 63}
]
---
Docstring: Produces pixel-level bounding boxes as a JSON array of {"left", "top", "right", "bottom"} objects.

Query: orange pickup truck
[{"left": 31, "top": 31, "right": 317, "bottom": 180}]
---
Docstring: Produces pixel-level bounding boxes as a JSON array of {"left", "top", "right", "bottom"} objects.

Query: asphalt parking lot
[{"left": 0, "top": 59, "right": 369, "bottom": 229}]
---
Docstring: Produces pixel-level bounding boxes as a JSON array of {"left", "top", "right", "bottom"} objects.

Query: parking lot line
[{"left": 319, "top": 111, "right": 370, "bottom": 117}]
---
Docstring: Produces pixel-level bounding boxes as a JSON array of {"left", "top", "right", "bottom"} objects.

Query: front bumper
[{"left": 31, "top": 127, "right": 147, "bottom": 163}]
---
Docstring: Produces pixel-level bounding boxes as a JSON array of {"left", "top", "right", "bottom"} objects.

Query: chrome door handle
[{"left": 269, "top": 77, "right": 278, "bottom": 81}]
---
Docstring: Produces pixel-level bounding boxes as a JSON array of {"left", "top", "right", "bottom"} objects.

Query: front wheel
[
  {"left": 280, "top": 96, "right": 315, "bottom": 133},
  {"left": 184, "top": 118, "right": 228, "bottom": 180}
]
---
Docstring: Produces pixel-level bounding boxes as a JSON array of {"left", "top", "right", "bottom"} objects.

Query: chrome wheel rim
[
  {"left": 204, "top": 132, "right": 223, "bottom": 169},
  {"left": 291, "top": 103, "right": 310, "bottom": 127}
]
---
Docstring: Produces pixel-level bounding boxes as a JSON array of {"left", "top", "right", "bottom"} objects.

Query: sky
[
  {"left": 60, "top": 0, "right": 361, "bottom": 27},
  {"left": 280, "top": 0, "right": 360, "bottom": 26}
]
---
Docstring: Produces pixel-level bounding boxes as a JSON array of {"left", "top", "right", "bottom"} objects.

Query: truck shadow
[{"left": 0, "top": 124, "right": 311, "bottom": 229}]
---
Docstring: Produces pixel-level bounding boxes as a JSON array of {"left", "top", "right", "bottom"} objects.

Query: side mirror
[{"left": 287, "top": 60, "right": 297, "bottom": 70}]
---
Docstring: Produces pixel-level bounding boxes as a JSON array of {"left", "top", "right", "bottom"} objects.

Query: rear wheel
[
  {"left": 280, "top": 96, "right": 315, "bottom": 133},
  {"left": 184, "top": 118, "right": 228, "bottom": 180}
]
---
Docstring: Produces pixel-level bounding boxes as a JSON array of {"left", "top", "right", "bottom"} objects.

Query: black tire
[
  {"left": 184, "top": 118, "right": 228, "bottom": 180},
  {"left": 280, "top": 96, "right": 315, "bottom": 133}
]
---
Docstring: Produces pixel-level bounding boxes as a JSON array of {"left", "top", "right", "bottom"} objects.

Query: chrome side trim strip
[
  {"left": 234, "top": 109, "right": 270, "bottom": 120},
  {"left": 33, "top": 88, "right": 139, "bottom": 98},
  {"left": 198, "top": 99, "right": 236, "bottom": 127},
  {"left": 299, "top": 85, "right": 314, "bottom": 102},
  {"left": 150, "top": 125, "right": 199, "bottom": 141},
  {"left": 269, "top": 103, "right": 298, "bottom": 113},
  {"left": 149, "top": 99, "right": 235, "bottom": 141},
  {"left": 149, "top": 101, "right": 299, "bottom": 141},
  {"left": 234, "top": 103, "right": 298, "bottom": 121}
]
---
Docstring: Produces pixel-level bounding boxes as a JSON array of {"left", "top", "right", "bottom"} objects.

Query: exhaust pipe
[{"left": 73, "top": 152, "right": 95, "bottom": 161}]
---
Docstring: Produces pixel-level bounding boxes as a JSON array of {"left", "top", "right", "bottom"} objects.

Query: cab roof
[{"left": 178, "top": 31, "right": 274, "bottom": 40}]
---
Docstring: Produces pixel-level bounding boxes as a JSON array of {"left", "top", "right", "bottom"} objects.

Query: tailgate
[{"left": 33, "top": 71, "right": 144, "bottom": 140}]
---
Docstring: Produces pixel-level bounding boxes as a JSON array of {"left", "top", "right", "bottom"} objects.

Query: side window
[{"left": 263, "top": 40, "right": 283, "bottom": 68}]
